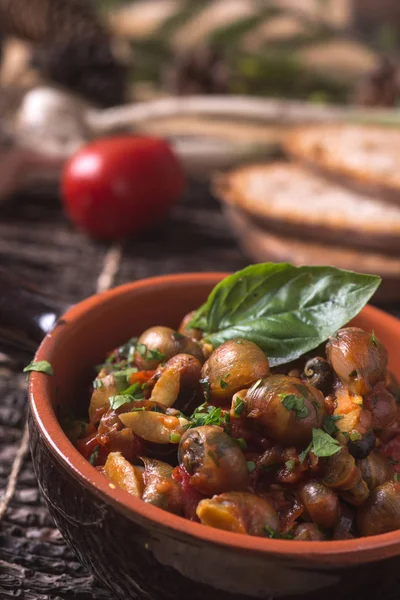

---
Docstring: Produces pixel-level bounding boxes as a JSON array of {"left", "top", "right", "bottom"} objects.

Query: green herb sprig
[
  {"left": 189, "top": 263, "right": 381, "bottom": 366},
  {"left": 300, "top": 428, "right": 341, "bottom": 463},
  {"left": 89, "top": 445, "right": 100, "bottom": 465},
  {"left": 23, "top": 360, "right": 53, "bottom": 376},
  {"left": 323, "top": 414, "right": 344, "bottom": 436},
  {"left": 265, "top": 526, "right": 295, "bottom": 540},
  {"left": 189, "top": 402, "right": 226, "bottom": 428}
]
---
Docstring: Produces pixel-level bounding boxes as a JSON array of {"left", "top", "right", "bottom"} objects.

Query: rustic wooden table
[
  {"left": 1, "top": 181, "right": 399, "bottom": 600},
  {"left": 0, "top": 181, "right": 247, "bottom": 599}
]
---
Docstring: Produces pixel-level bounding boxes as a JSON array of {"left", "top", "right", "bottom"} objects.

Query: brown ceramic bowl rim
[{"left": 29, "top": 272, "right": 400, "bottom": 565}]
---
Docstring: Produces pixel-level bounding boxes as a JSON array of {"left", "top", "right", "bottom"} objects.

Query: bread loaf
[
  {"left": 215, "top": 162, "right": 400, "bottom": 252},
  {"left": 226, "top": 205, "right": 400, "bottom": 303},
  {"left": 284, "top": 125, "right": 400, "bottom": 204}
]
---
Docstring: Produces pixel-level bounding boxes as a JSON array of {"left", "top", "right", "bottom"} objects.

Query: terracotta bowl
[{"left": 13, "top": 273, "right": 400, "bottom": 599}]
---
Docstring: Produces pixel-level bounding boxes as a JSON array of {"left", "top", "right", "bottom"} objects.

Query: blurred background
[
  {"left": 0, "top": 0, "right": 399, "bottom": 302},
  {"left": 2, "top": 0, "right": 400, "bottom": 106},
  {"left": 1, "top": 1, "right": 400, "bottom": 598}
]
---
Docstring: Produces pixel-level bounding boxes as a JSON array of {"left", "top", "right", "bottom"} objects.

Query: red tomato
[
  {"left": 61, "top": 136, "right": 185, "bottom": 239},
  {"left": 172, "top": 466, "right": 205, "bottom": 521},
  {"left": 76, "top": 432, "right": 107, "bottom": 466},
  {"left": 128, "top": 370, "right": 156, "bottom": 386}
]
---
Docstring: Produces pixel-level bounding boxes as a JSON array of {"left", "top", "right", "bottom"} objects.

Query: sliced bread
[
  {"left": 226, "top": 206, "right": 400, "bottom": 303},
  {"left": 284, "top": 124, "right": 400, "bottom": 204},
  {"left": 214, "top": 162, "right": 400, "bottom": 253}
]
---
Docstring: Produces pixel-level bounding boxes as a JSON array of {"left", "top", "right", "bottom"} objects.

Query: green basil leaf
[
  {"left": 191, "top": 263, "right": 380, "bottom": 366},
  {"left": 23, "top": 360, "right": 53, "bottom": 376},
  {"left": 189, "top": 302, "right": 209, "bottom": 329},
  {"left": 312, "top": 428, "right": 341, "bottom": 457}
]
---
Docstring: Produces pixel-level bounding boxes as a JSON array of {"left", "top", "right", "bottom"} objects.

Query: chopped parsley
[
  {"left": 109, "top": 395, "right": 133, "bottom": 410},
  {"left": 371, "top": 331, "right": 378, "bottom": 346},
  {"left": 96, "top": 338, "right": 138, "bottom": 372},
  {"left": 113, "top": 367, "right": 139, "bottom": 391},
  {"left": 172, "top": 332, "right": 184, "bottom": 340},
  {"left": 117, "top": 337, "right": 138, "bottom": 362},
  {"left": 189, "top": 402, "right": 225, "bottom": 428},
  {"left": 109, "top": 382, "right": 144, "bottom": 409},
  {"left": 299, "top": 441, "right": 312, "bottom": 464},
  {"left": 264, "top": 526, "right": 295, "bottom": 540},
  {"left": 349, "top": 430, "right": 362, "bottom": 441},
  {"left": 234, "top": 437, "right": 247, "bottom": 450},
  {"left": 220, "top": 378, "right": 229, "bottom": 389},
  {"left": 247, "top": 461, "right": 256, "bottom": 473},
  {"left": 311, "top": 428, "right": 341, "bottom": 457},
  {"left": 208, "top": 450, "right": 220, "bottom": 467},
  {"left": 89, "top": 445, "right": 100, "bottom": 465},
  {"left": 170, "top": 433, "right": 181, "bottom": 443},
  {"left": 93, "top": 379, "right": 104, "bottom": 390},
  {"left": 285, "top": 459, "right": 296, "bottom": 472},
  {"left": 233, "top": 397, "right": 245, "bottom": 416},
  {"left": 23, "top": 360, "right": 53, "bottom": 376},
  {"left": 281, "top": 394, "right": 309, "bottom": 420},
  {"left": 199, "top": 378, "right": 211, "bottom": 401},
  {"left": 147, "top": 348, "right": 165, "bottom": 361},
  {"left": 135, "top": 343, "right": 147, "bottom": 357},
  {"left": 135, "top": 343, "right": 164, "bottom": 361},
  {"left": 322, "top": 414, "right": 343, "bottom": 436}
]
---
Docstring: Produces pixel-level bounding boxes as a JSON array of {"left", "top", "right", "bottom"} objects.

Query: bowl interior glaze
[{"left": 29, "top": 272, "right": 400, "bottom": 565}]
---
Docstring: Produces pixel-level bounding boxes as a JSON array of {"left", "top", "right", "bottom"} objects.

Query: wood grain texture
[{"left": 0, "top": 181, "right": 246, "bottom": 600}]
